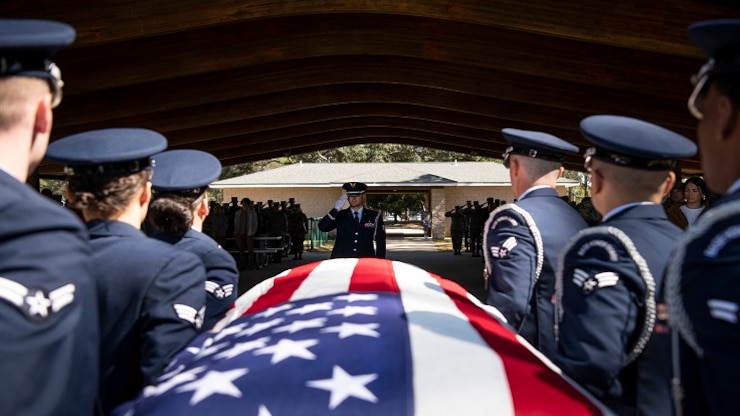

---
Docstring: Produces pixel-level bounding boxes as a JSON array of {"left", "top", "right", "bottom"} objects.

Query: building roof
[{"left": 212, "top": 161, "right": 579, "bottom": 188}]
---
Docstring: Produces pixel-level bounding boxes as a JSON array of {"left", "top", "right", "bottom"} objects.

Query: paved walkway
[{"left": 237, "top": 236, "right": 487, "bottom": 302}]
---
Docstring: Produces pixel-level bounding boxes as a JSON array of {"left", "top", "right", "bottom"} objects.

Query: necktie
[{"left": 354, "top": 211, "right": 360, "bottom": 223}]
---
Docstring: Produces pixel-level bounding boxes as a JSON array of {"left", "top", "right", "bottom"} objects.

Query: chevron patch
[
  {"left": 708, "top": 299, "right": 739, "bottom": 324},
  {"left": 205, "top": 281, "right": 235, "bottom": 300},
  {"left": 572, "top": 269, "right": 619, "bottom": 294},
  {"left": 174, "top": 304, "right": 205, "bottom": 329},
  {"left": 489, "top": 236, "right": 517, "bottom": 258},
  {"left": 0, "top": 276, "right": 75, "bottom": 320}
]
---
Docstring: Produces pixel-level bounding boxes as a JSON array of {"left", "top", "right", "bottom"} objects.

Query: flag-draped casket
[{"left": 114, "top": 258, "right": 610, "bottom": 415}]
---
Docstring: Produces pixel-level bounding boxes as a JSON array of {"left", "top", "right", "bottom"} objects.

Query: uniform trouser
[
  {"left": 236, "top": 233, "right": 254, "bottom": 268},
  {"left": 463, "top": 227, "right": 470, "bottom": 250},
  {"left": 290, "top": 233, "right": 306, "bottom": 254},
  {"left": 451, "top": 229, "right": 463, "bottom": 251},
  {"left": 470, "top": 231, "right": 482, "bottom": 254}
]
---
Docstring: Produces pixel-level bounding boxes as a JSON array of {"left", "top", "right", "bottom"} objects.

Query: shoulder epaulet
[
  {"left": 555, "top": 226, "right": 656, "bottom": 364},
  {"left": 667, "top": 198, "right": 740, "bottom": 357}
]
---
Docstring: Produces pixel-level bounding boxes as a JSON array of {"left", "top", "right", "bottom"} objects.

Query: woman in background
[{"left": 667, "top": 176, "right": 708, "bottom": 229}]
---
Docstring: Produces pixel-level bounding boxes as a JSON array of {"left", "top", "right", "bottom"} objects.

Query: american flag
[{"left": 114, "top": 258, "right": 610, "bottom": 416}]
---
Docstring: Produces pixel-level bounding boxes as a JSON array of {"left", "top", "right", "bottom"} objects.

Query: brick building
[{"left": 211, "top": 161, "right": 578, "bottom": 239}]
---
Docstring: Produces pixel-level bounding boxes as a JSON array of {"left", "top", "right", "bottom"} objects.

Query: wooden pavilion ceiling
[{"left": 4, "top": 0, "right": 737, "bottom": 177}]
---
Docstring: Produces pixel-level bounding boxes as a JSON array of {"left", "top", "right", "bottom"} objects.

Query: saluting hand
[{"left": 334, "top": 193, "right": 348, "bottom": 211}]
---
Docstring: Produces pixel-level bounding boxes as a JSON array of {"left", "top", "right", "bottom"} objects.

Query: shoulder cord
[{"left": 554, "top": 226, "right": 656, "bottom": 364}]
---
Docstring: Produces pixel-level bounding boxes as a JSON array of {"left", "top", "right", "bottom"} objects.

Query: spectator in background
[
  {"left": 666, "top": 176, "right": 708, "bottom": 230},
  {"left": 234, "top": 197, "right": 258, "bottom": 270},
  {"left": 445, "top": 205, "right": 465, "bottom": 255},
  {"left": 288, "top": 203, "right": 309, "bottom": 260},
  {"left": 662, "top": 182, "right": 684, "bottom": 210},
  {"left": 209, "top": 203, "right": 228, "bottom": 248},
  {"left": 576, "top": 196, "right": 602, "bottom": 225}
]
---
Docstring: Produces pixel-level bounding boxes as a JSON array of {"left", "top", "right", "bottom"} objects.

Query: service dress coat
[
  {"left": 88, "top": 220, "right": 206, "bottom": 414},
  {"left": 483, "top": 187, "right": 587, "bottom": 358},
  {"left": 554, "top": 204, "right": 679, "bottom": 415},
  {"left": 151, "top": 228, "right": 239, "bottom": 330},
  {"left": 666, "top": 190, "right": 740, "bottom": 416},
  {"left": 318, "top": 207, "right": 386, "bottom": 259},
  {"left": 0, "top": 171, "right": 99, "bottom": 416}
]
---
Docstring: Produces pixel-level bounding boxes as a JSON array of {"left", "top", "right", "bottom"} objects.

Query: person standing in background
[{"left": 319, "top": 182, "right": 386, "bottom": 258}]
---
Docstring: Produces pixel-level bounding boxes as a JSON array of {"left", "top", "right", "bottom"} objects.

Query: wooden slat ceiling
[{"left": 3, "top": 0, "right": 736, "bottom": 176}]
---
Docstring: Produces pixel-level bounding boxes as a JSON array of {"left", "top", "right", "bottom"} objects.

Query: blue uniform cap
[
  {"left": 46, "top": 128, "right": 168, "bottom": 176},
  {"left": 688, "top": 20, "right": 740, "bottom": 72},
  {"left": 501, "top": 128, "right": 579, "bottom": 167},
  {"left": 580, "top": 115, "right": 697, "bottom": 171},
  {"left": 151, "top": 149, "right": 222, "bottom": 195},
  {"left": 0, "top": 19, "right": 75, "bottom": 107},
  {"left": 342, "top": 182, "right": 368, "bottom": 195}
]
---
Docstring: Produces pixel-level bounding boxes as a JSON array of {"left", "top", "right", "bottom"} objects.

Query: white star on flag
[
  {"left": 213, "top": 323, "right": 248, "bottom": 341},
  {"left": 177, "top": 368, "right": 248, "bottom": 405},
  {"left": 334, "top": 293, "right": 378, "bottom": 302},
  {"left": 255, "top": 304, "right": 292, "bottom": 318},
  {"left": 238, "top": 317, "right": 284, "bottom": 337},
  {"left": 321, "top": 322, "right": 380, "bottom": 339},
  {"left": 306, "top": 365, "right": 378, "bottom": 410},
  {"left": 185, "top": 337, "right": 229, "bottom": 359},
  {"left": 257, "top": 405, "right": 272, "bottom": 416},
  {"left": 273, "top": 317, "right": 326, "bottom": 334},
  {"left": 327, "top": 305, "right": 377, "bottom": 317},
  {"left": 215, "top": 337, "right": 271, "bottom": 360},
  {"left": 254, "top": 338, "right": 319, "bottom": 364},
  {"left": 286, "top": 302, "right": 333, "bottom": 315},
  {"left": 144, "top": 366, "right": 206, "bottom": 397}
]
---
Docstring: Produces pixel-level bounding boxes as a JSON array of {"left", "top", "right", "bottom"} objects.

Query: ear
[
  {"left": 34, "top": 98, "right": 52, "bottom": 136},
  {"left": 140, "top": 181, "right": 152, "bottom": 207},
  {"left": 198, "top": 198, "right": 209, "bottom": 217},
  {"left": 556, "top": 165, "right": 564, "bottom": 179},
  {"left": 717, "top": 94, "right": 740, "bottom": 140},
  {"left": 662, "top": 171, "right": 677, "bottom": 198}
]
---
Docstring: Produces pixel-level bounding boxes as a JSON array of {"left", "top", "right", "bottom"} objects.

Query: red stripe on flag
[
  {"left": 348, "top": 258, "right": 401, "bottom": 293},
  {"left": 434, "top": 274, "right": 603, "bottom": 415},
  {"left": 245, "top": 262, "right": 323, "bottom": 315}
]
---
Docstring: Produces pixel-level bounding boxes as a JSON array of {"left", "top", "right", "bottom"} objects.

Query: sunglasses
[
  {"left": 502, "top": 146, "right": 513, "bottom": 169},
  {"left": 688, "top": 59, "right": 714, "bottom": 120},
  {"left": 48, "top": 62, "right": 64, "bottom": 109}
]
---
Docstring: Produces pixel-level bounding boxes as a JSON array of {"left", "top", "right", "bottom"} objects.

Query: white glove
[{"left": 334, "top": 193, "right": 348, "bottom": 211}]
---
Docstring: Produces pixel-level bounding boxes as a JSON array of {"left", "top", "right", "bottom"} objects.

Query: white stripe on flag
[
  {"left": 211, "top": 269, "right": 288, "bottom": 332},
  {"left": 391, "top": 261, "right": 515, "bottom": 416},
  {"left": 290, "top": 258, "right": 359, "bottom": 301}
]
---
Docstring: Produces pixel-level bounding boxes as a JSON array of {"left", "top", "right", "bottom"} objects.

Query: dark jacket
[{"left": 319, "top": 207, "right": 386, "bottom": 258}]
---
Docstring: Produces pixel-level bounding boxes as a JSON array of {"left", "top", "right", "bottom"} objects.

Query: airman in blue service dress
[
  {"left": 484, "top": 128, "right": 587, "bottom": 358},
  {"left": 46, "top": 129, "right": 207, "bottom": 415},
  {"left": 0, "top": 19, "right": 100, "bottom": 416},
  {"left": 553, "top": 115, "right": 697, "bottom": 415},
  {"left": 147, "top": 149, "right": 240, "bottom": 330},
  {"left": 318, "top": 182, "right": 386, "bottom": 258},
  {"left": 666, "top": 19, "right": 740, "bottom": 416}
]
